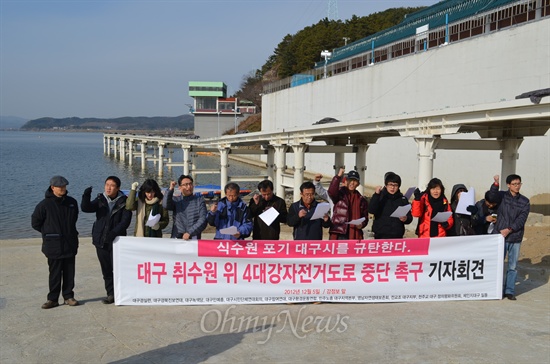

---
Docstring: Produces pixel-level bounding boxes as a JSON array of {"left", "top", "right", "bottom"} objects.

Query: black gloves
[
  {"left": 466, "top": 205, "right": 478, "bottom": 214},
  {"left": 83, "top": 186, "right": 93, "bottom": 195},
  {"left": 413, "top": 188, "right": 422, "bottom": 201}
]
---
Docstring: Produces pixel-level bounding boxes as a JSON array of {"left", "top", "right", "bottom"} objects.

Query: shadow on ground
[
  {"left": 516, "top": 255, "right": 550, "bottom": 297},
  {"left": 109, "top": 326, "right": 274, "bottom": 364}
]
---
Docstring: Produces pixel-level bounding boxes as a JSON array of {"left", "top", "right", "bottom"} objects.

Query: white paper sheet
[
  {"left": 346, "top": 217, "right": 366, "bottom": 225},
  {"left": 145, "top": 212, "right": 161, "bottom": 227},
  {"left": 456, "top": 187, "right": 476, "bottom": 215},
  {"left": 310, "top": 202, "right": 331, "bottom": 220},
  {"left": 219, "top": 226, "right": 238, "bottom": 235},
  {"left": 404, "top": 187, "right": 416, "bottom": 200},
  {"left": 431, "top": 211, "right": 452, "bottom": 223},
  {"left": 259, "top": 207, "right": 279, "bottom": 226},
  {"left": 390, "top": 204, "right": 411, "bottom": 218}
]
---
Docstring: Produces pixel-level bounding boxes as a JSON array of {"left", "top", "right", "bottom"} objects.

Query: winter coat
[
  {"left": 471, "top": 199, "right": 498, "bottom": 235},
  {"left": 126, "top": 189, "right": 169, "bottom": 238},
  {"left": 208, "top": 197, "right": 253, "bottom": 240},
  {"left": 368, "top": 188, "right": 412, "bottom": 239},
  {"left": 490, "top": 183, "right": 530, "bottom": 243},
  {"left": 164, "top": 189, "right": 207, "bottom": 239},
  {"left": 448, "top": 184, "right": 475, "bottom": 236},
  {"left": 81, "top": 189, "right": 132, "bottom": 248},
  {"left": 411, "top": 193, "right": 453, "bottom": 238},
  {"left": 287, "top": 199, "right": 331, "bottom": 240},
  {"left": 328, "top": 176, "right": 369, "bottom": 237},
  {"left": 32, "top": 188, "right": 79, "bottom": 259},
  {"left": 249, "top": 194, "right": 288, "bottom": 240}
]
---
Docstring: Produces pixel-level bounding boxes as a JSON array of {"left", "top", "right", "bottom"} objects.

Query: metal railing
[{"left": 263, "top": 0, "right": 549, "bottom": 95}]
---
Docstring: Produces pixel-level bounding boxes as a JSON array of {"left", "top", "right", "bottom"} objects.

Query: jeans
[{"left": 504, "top": 241, "right": 521, "bottom": 295}]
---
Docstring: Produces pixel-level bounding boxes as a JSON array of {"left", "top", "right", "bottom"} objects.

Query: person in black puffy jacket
[
  {"left": 32, "top": 176, "right": 79, "bottom": 309},
  {"left": 368, "top": 172, "right": 412, "bottom": 239},
  {"left": 81, "top": 176, "right": 132, "bottom": 304}
]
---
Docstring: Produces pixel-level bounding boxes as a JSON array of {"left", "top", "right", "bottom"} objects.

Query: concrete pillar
[
  {"left": 106, "top": 137, "right": 111, "bottom": 156},
  {"left": 182, "top": 146, "right": 191, "bottom": 176},
  {"left": 191, "top": 152, "right": 197, "bottom": 181},
  {"left": 266, "top": 147, "right": 275, "bottom": 182},
  {"left": 292, "top": 144, "right": 307, "bottom": 202},
  {"left": 103, "top": 136, "right": 107, "bottom": 154},
  {"left": 167, "top": 149, "right": 173, "bottom": 173},
  {"left": 415, "top": 136, "right": 439, "bottom": 190},
  {"left": 354, "top": 144, "right": 369, "bottom": 195},
  {"left": 500, "top": 138, "right": 523, "bottom": 181},
  {"left": 113, "top": 138, "right": 118, "bottom": 159},
  {"left": 120, "top": 139, "right": 125, "bottom": 162},
  {"left": 128, "top": 140, "right": 134, "bottom": 166},
  {"left": 334, "top": 152, "right": 345, "bottom": 175},
  {"left": 140, "top": 142, "right": 147, "bottom": 170},
  {"left": 219, "top": 147, "right": 230, "bottom": 197},
  {"left": 158, "top": 144, "right": 165, "bottom": 177},
  {"left": 273, "top": 144, "right": 288, "bottom": 198}
]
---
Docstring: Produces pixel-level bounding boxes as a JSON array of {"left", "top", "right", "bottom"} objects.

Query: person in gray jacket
[
  {"left": 490, "top": 174, "right": 530, "bottom": 301},
  {"left": 164, "top": 175, "right": 207, "bottom": 239}
]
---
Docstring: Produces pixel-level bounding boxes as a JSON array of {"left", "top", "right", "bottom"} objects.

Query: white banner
[{"left": 113, "top": 235, "right": 504, "bottom": 305}]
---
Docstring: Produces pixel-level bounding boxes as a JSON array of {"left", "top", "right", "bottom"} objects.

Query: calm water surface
[{"left": 0, "top": 131, "right": 262, "bottom": 239}]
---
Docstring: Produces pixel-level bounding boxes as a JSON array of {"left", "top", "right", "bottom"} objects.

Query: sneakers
[
  {"left": 504, "top": 293, "right": 517, "bottom": 301},
  {"left": 102, "top": 295, "right": 114, "bottom": 304},
  {"left": 64, "top": 298, "right": 79, "bottom": 306},
  {"left": 41, "top": 300, "right": 59, "bottom": 309}
]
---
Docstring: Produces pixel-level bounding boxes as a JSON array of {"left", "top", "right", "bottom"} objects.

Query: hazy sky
[{"left": 1, "top": 0, "right": 438, "bottom": 119}]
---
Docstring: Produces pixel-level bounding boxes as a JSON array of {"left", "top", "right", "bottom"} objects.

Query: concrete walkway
[{"left": 1, "top": 237, "right": 548, "bottom": 364}]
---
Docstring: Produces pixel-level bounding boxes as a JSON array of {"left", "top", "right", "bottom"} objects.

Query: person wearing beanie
[
  {"left": 369, "top": 172, "right": 412, "bottom": 239},
  {"left": 32, "top": 176, "right": 80, "bottom": 309},
  {"left": 448, "top": 184, "right": 476, "bottom": 236},
  {"left": 328, "top": 167, "right": 369, "bottom": 240}
]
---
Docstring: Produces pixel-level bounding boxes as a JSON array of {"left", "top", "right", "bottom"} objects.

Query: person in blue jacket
[{"left": 207, "top": 182, "right": 253, "bottom": 240}]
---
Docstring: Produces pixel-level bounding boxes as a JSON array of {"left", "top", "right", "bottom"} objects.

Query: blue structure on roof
[{"left": 318, "top": 0, "right": 521, "bottom": 66}]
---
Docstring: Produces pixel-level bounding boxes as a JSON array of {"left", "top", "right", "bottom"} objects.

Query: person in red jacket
[
  {"left": 328, "top": 168, "right": 369, "bottom": 240},
  {"left": 412, "top": 178, "right": 453, "bottom": 238}
]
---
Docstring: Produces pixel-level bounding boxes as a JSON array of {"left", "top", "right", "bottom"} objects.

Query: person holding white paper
[
  {"left": 328, "top": 168, "right": 369, "bottom": 240},
  {"left": 369, "top": 172, "right": 412, "bottom": 239},
  {"left": 287, "top": 182, "right": 331, "bottom": 240},
  {"left": 249, "top": 180, "right": 287, "bottom": 240},
  {"left": 126, "top": 179, "right": 169, "bottom": 238},
  {"left": 208, "top": 182, "right": 253, "bottom": 240},
  {"left": 411, "top": 178, "right": 453, "bottom": 238},
  {"left": 448, "top": 184, "right": 475, "bottom": 236}
]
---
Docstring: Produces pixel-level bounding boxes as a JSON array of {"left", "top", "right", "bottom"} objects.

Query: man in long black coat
[{"left": 32, "top": 176, "right": 80, "bottom": 309}]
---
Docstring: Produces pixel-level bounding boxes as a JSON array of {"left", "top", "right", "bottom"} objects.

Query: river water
[{"left": 0, "top": 131, "right": 263, "bottom": 239}]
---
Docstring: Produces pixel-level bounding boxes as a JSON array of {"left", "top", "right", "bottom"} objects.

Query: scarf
[
  {"left": 135, "top": 197, "right": 160, "bottom": 237},
  {"left": 104, "top": 191, "right": 123, "bottom": 213},
  {"left": 428, "top": 194, "right": 445, "bottom": 237},
  {"left": 348, "top": 191, "right": 363, "bottom": 240}
]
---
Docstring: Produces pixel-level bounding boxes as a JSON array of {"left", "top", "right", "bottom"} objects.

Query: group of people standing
[{"left": 32, "top": 169, "right": 530, "bottom": 308}]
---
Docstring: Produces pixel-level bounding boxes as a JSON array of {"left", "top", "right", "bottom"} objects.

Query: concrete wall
[
  {"left": 261, "top": 19, "right": 550, "bottom": 204},
  {"left": 195, "top": 115, "right": 238, "bottom": 138},
  {"left": 263, "top": 19, "right": 549, "bottom": 128}
]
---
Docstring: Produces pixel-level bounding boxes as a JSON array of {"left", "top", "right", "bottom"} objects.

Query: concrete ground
[{"left": 1, "top": 236, "right": 548, "bottom": 364}]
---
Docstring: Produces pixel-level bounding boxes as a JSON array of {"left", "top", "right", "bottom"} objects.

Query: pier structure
[
  {"left": 104, "top": 1, "right": 550, "bottom": 199},
  {"left": 103, "top": 96, "right": 549, "bottom": 200}
]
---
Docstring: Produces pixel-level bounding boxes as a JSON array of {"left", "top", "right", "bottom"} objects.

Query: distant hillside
[
  {"left": 0, "top": 116, "right": 29, "bottom": 130},
  {"left": 21, "top": 115, "right": 194, "bottom": 131}
]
